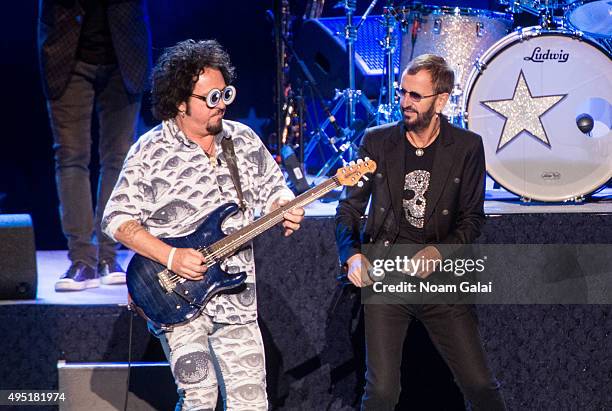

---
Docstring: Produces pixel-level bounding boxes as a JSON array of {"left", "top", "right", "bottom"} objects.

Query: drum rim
[
  {"left": 497, "top": 0, "right": 567, "bottom": 6},
  {"left": 486, "top": 171, "right": 612, "bottom": 202},
  {"left": 462, "top": 26, "right": 612, "bottom": 202},
  {"left": 395, "top": 5, "right": 514, "bottom": 21},
  {"left": 486, "top": 172, "right": 612, "bottom": 202},
  {"left": 565, "top": 0, "right": 612, "bottom": 39}
]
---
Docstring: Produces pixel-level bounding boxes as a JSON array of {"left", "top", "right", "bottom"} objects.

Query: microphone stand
[{"left": 281, "top": 32, "right": 346, "bottom": 140}]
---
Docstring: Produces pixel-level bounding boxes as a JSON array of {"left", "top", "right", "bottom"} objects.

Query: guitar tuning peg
[
  {"left": 349, "top": 161, "right": 356, "bottom": 166},
  {"left": 362, "top": 175, "right": 370, "bottom": 182},
  {"left": 357, "top": 181, "right": 364, "bottom": 188},
  {"left": 364, "top": 157, "right": 370, "bottom": 161},
  {"left": 356, "top": 159, "right": 363, "bottom": 164}
]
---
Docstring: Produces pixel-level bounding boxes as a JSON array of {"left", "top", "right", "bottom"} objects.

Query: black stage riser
[{"left": 1, "top": 214, "right": 611, "bottom": 410}]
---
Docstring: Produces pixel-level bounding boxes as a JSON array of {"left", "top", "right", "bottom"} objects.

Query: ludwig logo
[{"left": 524, "top": 47, "right": 569, "bottom": 63}]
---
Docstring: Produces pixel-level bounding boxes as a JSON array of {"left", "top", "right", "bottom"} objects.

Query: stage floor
[
  {"left": 2, "top": 191, "right": 611, "bottom": 307},
  {"left": 0, "top": 250, "right": 133, "bottom": 306}
]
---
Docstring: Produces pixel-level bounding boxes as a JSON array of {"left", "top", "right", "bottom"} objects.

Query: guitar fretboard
[{"left": 202, "top": 176, "right": 340, "bottom": 261}]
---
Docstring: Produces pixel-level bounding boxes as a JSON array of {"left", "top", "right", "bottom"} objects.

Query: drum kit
[{"left": 301, "top": 0, "right": 611, "bottom": 202}]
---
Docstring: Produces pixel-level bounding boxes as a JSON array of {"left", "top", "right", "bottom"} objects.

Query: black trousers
[{"left": 362, "top": 303, "right": 506, "bottom": 411}]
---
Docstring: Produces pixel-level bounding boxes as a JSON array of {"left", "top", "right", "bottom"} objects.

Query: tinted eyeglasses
[
  {"left": 191, "top": 85, "right": 236, "bottom": 108},
  {"left": 396, "top": 88, "right": 441, "bottom": 103}
]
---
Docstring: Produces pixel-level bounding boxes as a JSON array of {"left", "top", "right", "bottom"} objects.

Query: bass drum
[{"left": 463, "top": 28, "right": 612, "bottom": 201}]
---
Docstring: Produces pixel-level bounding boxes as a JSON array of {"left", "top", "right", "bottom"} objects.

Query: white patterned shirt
[{"left": 102, "top": 119, "right": 293, "bottom": 324}]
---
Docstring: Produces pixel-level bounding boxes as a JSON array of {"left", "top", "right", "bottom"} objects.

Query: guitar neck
[{"left": 203, "top": 176, "right": 340, "bottom": 260}]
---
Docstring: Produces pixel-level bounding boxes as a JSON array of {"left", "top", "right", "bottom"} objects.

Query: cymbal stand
[
  {"left": 311, "top": 0, "right": 379, "bottom": 177},
  {"left": 376, "top": 2, "right": 401, "bottom": 124}
]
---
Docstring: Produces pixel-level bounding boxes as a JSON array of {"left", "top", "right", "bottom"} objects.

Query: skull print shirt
[
  {"left": 102, "top": 119, "right": 294, "bottom": 325},
  {"left": 398, "top": 135, "right": 440, "bottom": 244}
]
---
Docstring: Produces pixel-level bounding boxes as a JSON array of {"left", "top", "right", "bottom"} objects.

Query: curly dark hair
[{"left": 150, "top": 39, "right": 236, "bottom": 120}]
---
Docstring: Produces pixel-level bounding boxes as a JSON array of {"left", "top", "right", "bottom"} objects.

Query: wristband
[{"left": 167, "top": 247, "right": 177, "bottom": 271}]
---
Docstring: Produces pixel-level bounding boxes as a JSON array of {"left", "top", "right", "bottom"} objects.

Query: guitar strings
[{"left": 198, "top": 176, "right": 340, "bottom": 262}]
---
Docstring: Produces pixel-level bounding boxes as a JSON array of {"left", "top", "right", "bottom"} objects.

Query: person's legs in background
[
  {"left": 48, "top": 61, "right": 99, "bottom": 291},
  {"left": 94, "top": 63, "right": 141, "bottom": 284}
]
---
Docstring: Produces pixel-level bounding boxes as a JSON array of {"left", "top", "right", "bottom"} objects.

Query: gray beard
[{"left": 404, "top": 103, "right": 437, "bottom": 132}]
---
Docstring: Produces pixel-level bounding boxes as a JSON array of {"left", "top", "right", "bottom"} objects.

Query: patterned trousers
[{"left": 156, "top": 315, "right": 267, "bottom": 411}]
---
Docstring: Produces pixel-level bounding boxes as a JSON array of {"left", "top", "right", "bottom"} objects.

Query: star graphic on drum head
[{"left": 481, "top": 70, "right": 566, "bottom": 152}]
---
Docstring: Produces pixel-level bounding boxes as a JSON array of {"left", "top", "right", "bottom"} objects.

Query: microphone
[{"left": 576, "top": 113, "right": 594, "bottom": 135}]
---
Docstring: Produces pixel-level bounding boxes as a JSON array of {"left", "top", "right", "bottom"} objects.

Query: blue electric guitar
[{"left": 126, "top": 159, "right": 376, "bottom": 327}]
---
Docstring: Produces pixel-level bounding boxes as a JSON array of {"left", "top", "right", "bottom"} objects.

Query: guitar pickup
[{"left": 157, "top": 270, "right": 177, "bottom": 294}]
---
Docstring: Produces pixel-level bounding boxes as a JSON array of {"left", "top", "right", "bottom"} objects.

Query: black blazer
[
  {"left": 335, "top": 117, "right": 486, "bottom": 265},
  {"left": 38, "top": 0, "right": 152, "bottom": 99}
]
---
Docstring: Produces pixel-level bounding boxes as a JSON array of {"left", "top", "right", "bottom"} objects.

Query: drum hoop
[
  {"left": 462, "top": 27, "right": 612, "bottom": 202},
  {"left": 396, "top": 5, "right": 513, "bottom": 21},
  {"left": 565, "top": 0, "right": 612, "bottom": 39},
  {"left": 486, "top": 172, "right": 612, "bottom": 202}
]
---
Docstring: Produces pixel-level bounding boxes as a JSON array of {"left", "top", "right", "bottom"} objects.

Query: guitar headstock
[{"left": 336, "top": 158, "right": 377, "bottom": 187}]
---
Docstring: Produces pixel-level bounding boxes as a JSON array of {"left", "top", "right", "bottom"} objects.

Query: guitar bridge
[{"left": 157, "top": 270, "right": 176, "bottom": 294}]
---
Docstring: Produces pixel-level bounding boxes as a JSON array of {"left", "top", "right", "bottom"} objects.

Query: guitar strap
[{"left": 221, "top": 135, "right": 247, "bottom": 211}]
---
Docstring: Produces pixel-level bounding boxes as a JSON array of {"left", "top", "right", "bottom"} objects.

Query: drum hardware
[
  {"left": 376, "top": 1, "right": 403, "bottom": 125},
  {"left": 278, "top": 25, "right": 352, "bottom": 179},
  {"left": 576, "top": 113, "right": 595, "bottom": 136},
  {"left": 474, "top": 60, "right": 487, "bottom": 74},
  {"left": 521, "top": 195, "right": 587, "bottom": 203},
  {"left": 539, "top": 10, "right": 553, "bottom": 29},
  {"left": 515, "top": 195, "right": 589, "bottom": 203},
  {"left": 477, "top": 22, "right": 485, "bottom": 37},
  {"left": 304, "top": 0, "right": 326, "bottom": 19},
  {"left": 303, "top": 0, "right": 379, "bottom": 177},
  {"left": 433, "top": 18, "right": 442, "bottom": 34},
  {"left": 339, "top": 0, "right": 379, "bottom": 126},
  {"left": 310, "top": 88, "right": 376, "bottom": 178}
]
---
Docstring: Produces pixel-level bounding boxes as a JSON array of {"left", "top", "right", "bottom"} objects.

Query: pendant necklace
[
  {"left": 408, "top": 117, "right": 440, "bottom": 157},
  {"left": 205, "top": 139, "right": 216, "bottom": 167}
]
